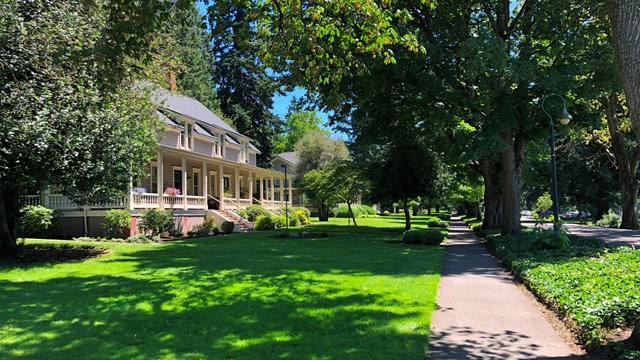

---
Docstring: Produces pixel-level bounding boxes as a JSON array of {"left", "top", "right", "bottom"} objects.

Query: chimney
[{"left": 168, "top": 70, "right": 177, "bottom": 92}]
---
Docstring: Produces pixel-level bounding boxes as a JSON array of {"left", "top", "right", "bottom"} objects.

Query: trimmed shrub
[
  {"left": 221, "top": 220, "right": 235, "bottom": 234},
  {"left": 359, "top": 205, "right": 376, "bottom": 216},
  {"left": 273, "top": 215, "right": 287, "bottom": 228},
  {"left": 595, "top": 211, "right": 621, "bottom": 228},
  {"left": 245, "top": 205, "right": 271, "bottom": 222},
  {"left": 293, "top": 206, "right": 311, "bottom": 219},
  {"left": 295, "top": 209, "right": 310, "bottom": 225},
  {"left": 19, "top": 205, "right": 54, "bottom": 237},
  {"left": 334, "top": 205, "right": 363, "bottom": 218},
  {"left": 138, "top": 209, "right": 174, "bottom": 237},
  {"left": 382, "top": 210, "right": 390, "bottom": 216},
  {"left": 236, "top": 209, "right": 249, "bottom": 220},
  {"left": 402, "top": 229, "right": 446, "bottom": 246},
  {"left": 427, "top": 218, "right": 449, "bottom": 228},
  {"left": 203, "top": 216, "right": 219, "bottom": 235},
  {"left": 125, "top": 234, "right": 155, "bottom": 243},
  {"left": 436, "top": 213, "right": 451, "bottom": 221},
  {"left": 104, "top": 209, "right": 131, "bottom": 238},
  {"left": 276, "top": 208, "right": 301, "bottom": 226},
  {"left": 254, "top": 215, "right": 275, "bottom": 231}
]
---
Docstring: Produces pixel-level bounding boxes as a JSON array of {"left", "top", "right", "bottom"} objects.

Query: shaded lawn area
[
  {"left": 488, "top": 231, "right": 640, "bottom": 348},
  {"left": 0, "top": 215, "right": 445, "bottom": 359}
]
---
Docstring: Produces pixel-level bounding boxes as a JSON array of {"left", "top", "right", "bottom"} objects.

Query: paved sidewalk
[{"left": 427, "top": 219, "right": 579, "bottom": 359}]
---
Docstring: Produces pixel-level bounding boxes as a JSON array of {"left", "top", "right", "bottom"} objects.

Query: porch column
[
  {"left": 248, "top": 174, "right": 253, "bottom": 203},
  {"left": 219, "top": 164, "right": 225, "bottom": 210},
  {"left": 259, "top": 175, "right": 264, "bottom": 205},
  {"left": 270, "top": 175, "right": 275, "bottom": 207},
  {"left": 128, "top": 176, "right": 134, "bottom": 210},
  {"left": 182, "top": 156, "right": 187, "bottom": 208},
  {"left": 279, "top": 177, "right": 284, "bottom": 204},
  {"left": 157, "top": 151, "right": 164, "bottom": 207},
  {"left": 234, "top": 167, "right": 240, "bottom": 210},
  {"left": 203, "top": 161, "right": 208, "bottom": 210}
]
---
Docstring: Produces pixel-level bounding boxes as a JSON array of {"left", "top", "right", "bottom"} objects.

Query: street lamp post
[
  {"left": 541, "top": 94, "right": 573, "bottom": 233},
  {"left": 281, "top": 165, "right": 289, "bottom": 237}
]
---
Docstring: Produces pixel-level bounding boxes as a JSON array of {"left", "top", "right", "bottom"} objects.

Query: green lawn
[{"left": 0, "top": 215, "right": 445, "bottom": 360}]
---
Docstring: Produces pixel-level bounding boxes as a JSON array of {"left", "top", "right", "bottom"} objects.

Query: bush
[
  {"left": 334, "top": 205, "right": 363, "bottom": 218},
  {"left": 436, "top": 213, "right": 451, "bottom": 221},
  {"left": 125, "top": 234, "right": 155, "bottom": 243},
  {"left": 273, "top": 215, "right": 287, "bottom": 228},
  {"left": 203, "top": 216, "right": 219, "bottom": 235},
  {"left": 236, "top": 209, "right": 249, "bottom": 220},
  {"left": 187, "top": 218, "right": 219, "bottom": 238},
  {"left": 19, "top": 205, "right": 54, "bottom": 237},
  {"left": 427, "top": 218, "right": 449, "bottom": 228},
  {"left": 295, "top": 209, "right": 310, "bottom": 225},
  {"left": 138, "top": 209, "right": 174, "bottom": 237},
  {"left": 359, "top": 205, "right": 376, "bottom": 216},
  {"left": 220, "top": 220, "right": 235, "bottom": 234},
  {"left": 293, "top": 206, "right": 311, "bottom": 220},
  {"left": 275, "top": 208, "right": 301, "bottom": 226},
  {"left": 254, "top": 215, "right": 275, "bottom": 231},
  {"left": 245, "top": 205, "right": 271, "bottom": 222},
  {"left": 596, "top": 211, "right": 621, "bottom": 228},
  {"left": 382, "top": 210, "right": 390, "bottom": 216},
  {"left": 104, "top": 209, "right": 131, "bottom": 238},
  {"left": 402, "top": 229, "right": 446, "bottom": 246}
]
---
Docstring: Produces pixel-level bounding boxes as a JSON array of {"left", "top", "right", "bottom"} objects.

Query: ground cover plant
[
  {"left": 488, "top": 231, "right": 640, "bottom": 348},
  {"left": 0, "top": 214, "right": 445, "bottom": 359}
]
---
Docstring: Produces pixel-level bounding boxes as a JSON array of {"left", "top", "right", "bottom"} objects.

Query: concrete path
[
  {"left": 427, "top": 219, "right": 579, "bottom": 359},
  {"left": 522, "top": 218, "right": 640, "bottom": 247}
]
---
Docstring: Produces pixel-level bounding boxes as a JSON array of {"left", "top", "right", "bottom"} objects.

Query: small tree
[
  {"left": 331, "top": 160, "right": 368, "bottom": 226},
  {"left": 534, "top": 192, "right": 553, "bottom": 217},
  {"left": 301, "top": 168, "right": 337, "bottom": 222}
]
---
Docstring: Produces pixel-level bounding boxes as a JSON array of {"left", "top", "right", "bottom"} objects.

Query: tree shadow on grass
[{"left": 0, "top": 232, "right": 444, "bottom": 359}]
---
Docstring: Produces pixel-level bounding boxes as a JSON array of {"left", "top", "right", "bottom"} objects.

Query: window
[
  {"left": 240, "top": 142, "right": 249, "bottom": 163},
  {"left": 193, "top": 169, "right": 201, "bottom": 196},
  {"left": 173, "top": 168, "right": 182, "bottom": 192},
  {"left": 180, "top": 121, "right": 193, "bottom": 149},
  {"left": 151, "top": 165, "right": 158, "bottom": 193},
  {"left": 223, "top": 176, "right": 230, "bottom": 194},
  {"left": 213, "top": 133, "right": 221, "bottom": 157}
]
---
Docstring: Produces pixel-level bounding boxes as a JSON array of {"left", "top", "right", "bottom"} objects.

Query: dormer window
[
  {"left": 240, "top": 142, "right": 249, "bottom": 163},
  {"left": 213, "top": 133, "right": 221, "bottom": 157},
  {"left": 179, "top": 121, "right": 193, "bottom": 150}
]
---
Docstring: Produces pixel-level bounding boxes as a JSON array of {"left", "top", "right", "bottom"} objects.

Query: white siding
[
  {"left": 194, "top": 138, "right": 213, "bottom": 157},
  {"left": 159, "top": 131, "right": 180, "bottom": 148},
  {"left": 225, "top": 148, "right": 240, "bottom": 162},
  {"left": 249, "top": 153, "right": 257, "bottom": 166}
]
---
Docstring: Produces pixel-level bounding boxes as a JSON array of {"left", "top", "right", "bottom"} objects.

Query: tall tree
[
  {"left": 274, "top": 109, "right": 329, "bottom": 154},
  {"left": 0, "top": 0, "right": 175, "bottom": 257},
  {"left": 171, "top": 2, "right": 219, "bottom": 111},
  {"left": 294, "top": 130, "right": 349, "bottom": 182},
  {"left": 208, "top": 3, "right": 282, "bottom": 167},
  {"left": 605, "top": 1, "right": 640, "bottom": 146}
]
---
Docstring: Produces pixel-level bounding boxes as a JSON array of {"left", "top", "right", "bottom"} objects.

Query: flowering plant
[
  {"left": 164, "top": 187, "right": 181, "bottom": 196},
  {"left": 132, "top": 187, "right": 147, "bottom": 194}
]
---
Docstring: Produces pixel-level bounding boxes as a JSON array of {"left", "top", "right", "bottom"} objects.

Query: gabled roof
[
  {"left": 274, "top": 152, "right": 299, "bottom": 165},
  {"left": 153, "top": 89, "right": 238, "bottom": 136}
]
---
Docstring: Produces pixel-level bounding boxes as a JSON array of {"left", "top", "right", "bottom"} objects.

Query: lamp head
[{"left": 558, "top": 108, "right": 572, "bottom": 125}]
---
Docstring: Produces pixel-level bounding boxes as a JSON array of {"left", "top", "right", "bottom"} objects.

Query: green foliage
[
  {"left": 254, "top": 215, "right": 275, "bottom": 231},
  {"left": 104, "top": 210, "right": 131, "bottom": 239},
  {"left": 275, "top": 208, "right": 300, "bottom": 226},
  {"left": 488, "top": 232, "right": 640, "bottom": 346},
  {"left": 534, "top": 193, "right": 553, "bottom": 214},
  {"left": 123, "top": 234, "right": 156, "bottom": 243},
  {"left": 293, "top": 207, "right": 311, "bottom": 225},
  {"left": 245, "top": 205, "right": 271, "bottom": 222},
  {"left": 220, "top": 221, "right": 235, "bottom": 234},
  {"left": 18, "top": 206, "right": 54, "bottom": 238},
  {"left": 187, "top": 217, "right": 219, "bottom": 238},
  {"left": 293, "top": 207, "right": 311, "bottom": 219},
  {"left": 236, "top": 209, "right": 249, "bottom": 220},
  {"left": 402, "top": 229, "right": 446, "bottom": 246},
  {"left": 272, "top": 216, "right": 287, "bottom": 229},
  {"left": 530, "top": 225, "right": 570, "bottom": 250},
  {"left": 382, "top": 210, "right": 390, "bottom": 216},
  {"left": 596, "top": 211, "right": 621, "bottom": 228},
  {"left": 294, "top": 130, "right": 349, "bottom": 181},
  {"left": 436, "top": 213, "right": 451, "bottom": 221},
  {"left": 426, "top": 218, "right": 449, "bottom": 229},
  {"left": 274, "top": 109, "right": 329, "bottom": 153},
  {"left": 301, "top": 168, "right": 339, "bottom": 221},
  {"left": 333, "top": 206, "right": 362, "bottom": 218},
  {"left": 359, "top": 205, "right": 376, "bottom": 216},
  {"left": 138, "top": 209, "right": 174, "bottom": 237}
]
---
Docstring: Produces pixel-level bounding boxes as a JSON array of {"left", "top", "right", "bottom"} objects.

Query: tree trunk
[
  {"left": 317, "top": 201, "right": 329, "bottom": 221},
  {"left": 0, "top": 189, "right": 20, "bottom": 258},
  {"left": 480, "top": 158, "right": 502, "bottom": 229},
  {"left": 595, "top": 200, "right": 610, "bottom": 221},
  {"left": 606, "top": 0, "right": 640, "bottom": 145},
  {"left": 427, "top": 206, "right": 431, "bottom": 215},
  {"left": 501, "top": 133, "right": 526, "bottom": 235},
  {"left": 403, "top": 198, "right": 411, "bottom": 231},
  {"left": 347, "top": 202, "right": 358, "bottom": 226},
  {"left": 604, "top": 94, "right": 640, "bottom": 229},
  {"left": 435, "top": 204, "right": 440, "bottom": 213}
]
